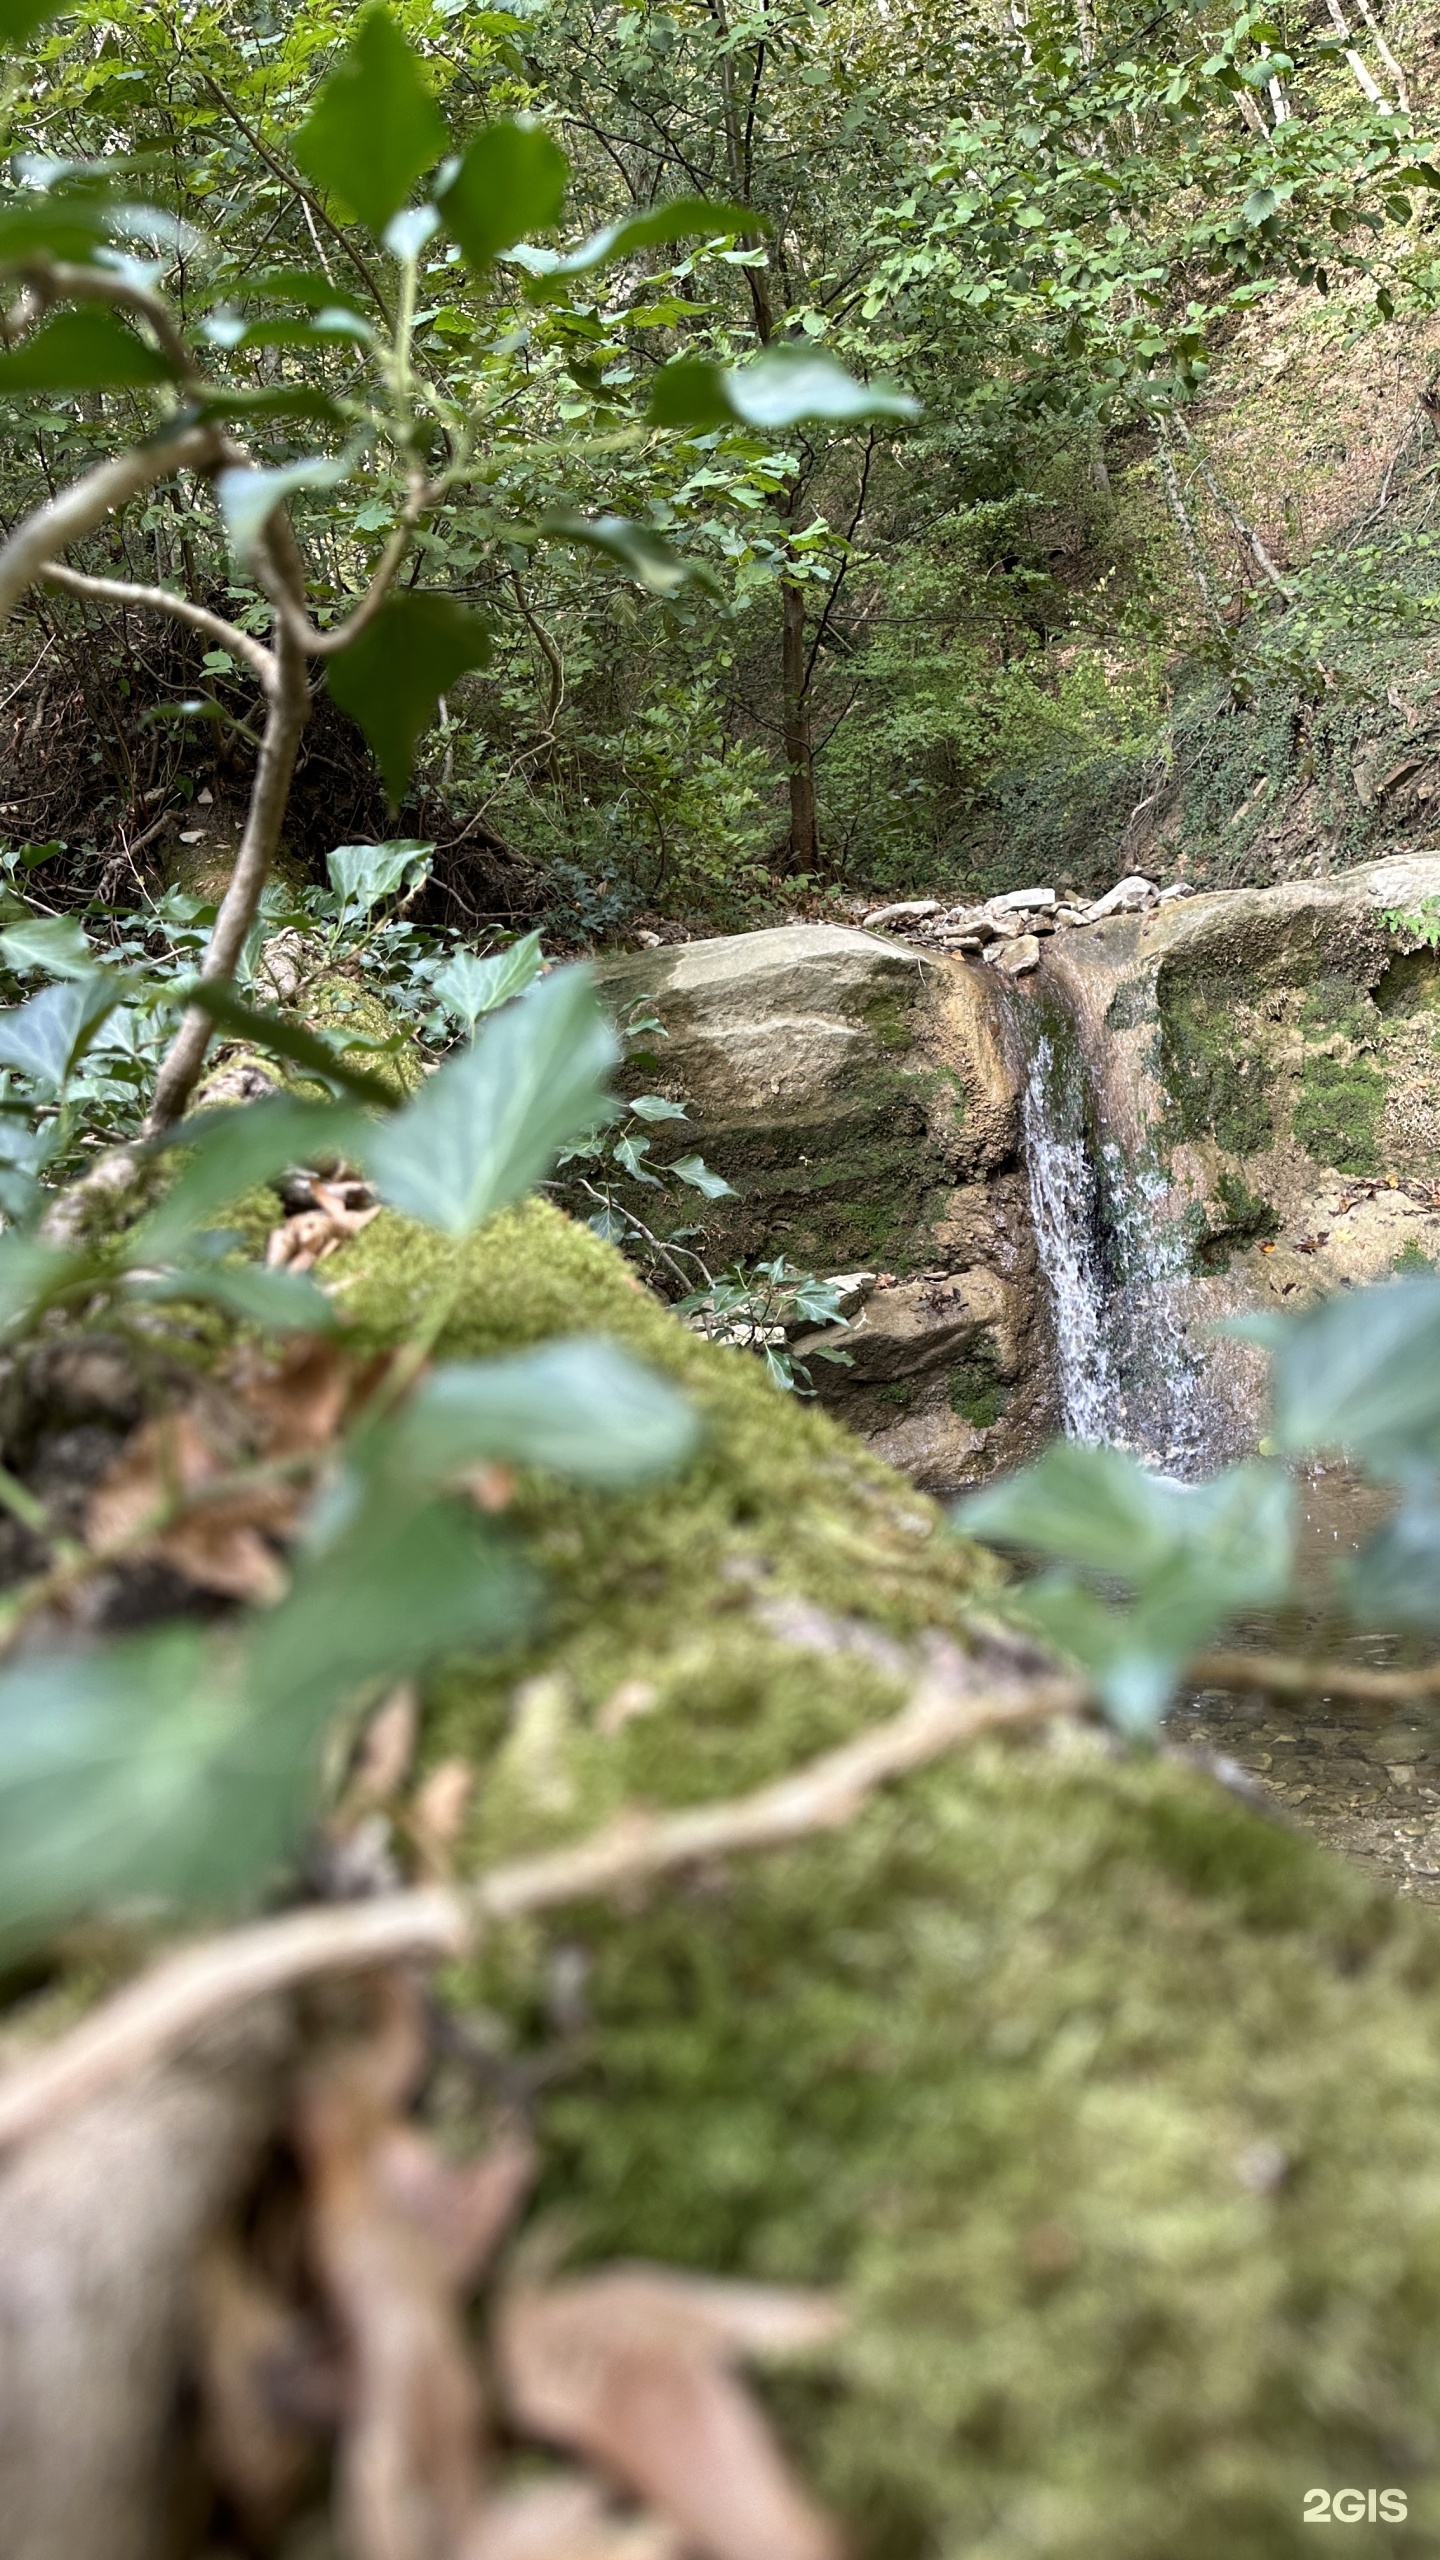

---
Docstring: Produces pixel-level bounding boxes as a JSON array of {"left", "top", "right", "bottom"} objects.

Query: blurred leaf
[
  {"left": 215, "top": 454, "right": 355, "bottom": 561},
  {"left": 650, "top": 347, "right": 917, "bottom": 433},
  {"left": 539, "top": 512, "right": 720, "bottom": 597},
  {"left": 365, "top": 964, "right": 618, "bottom": 1233},
  {"left": 0, "top": 1230, "right": 80, "bottom": 1330},
  {"left": 0, "top": 0, "right": 70, "bottom": 48},
  {"left": 139, "top": 1094, "right": 372, "bottom": 1262},
  {"left": 179, "top": 979, "right": 400, "bottom": 1104},
  {"left": 1345, "top": 1494, "right": 1440, "bottom": 1632},
  {"left": 432, "top": 931, "right": 543, "bottom": 1028},
  {"left": 127, "top": 1260, "right": 339, "bottom": 1332},
  {"left": 0, "top": 307, "right": 175, "bottom": 390},
  {"left": 1235, "top": 1278, "right": 1440, "bottom": 1476},
  {"left": 522, "top": 195, "right": 756, "bottom": 295},
  {"left": 293, "top": 2, "right": 447, "bottom": 235},
  {"left": 0, "top": 973, "right": 123, "bottom": 1090},
  {"left": 668, "top": 1152, "right": 737, "bottom": 1198},
  {"left": 328, "top": 839, "right": 434, "bottom": 916},
  {"left": 960, "top": 1446, "right": 1294, "bottom": 1734},
  {"left": 438, "top": 116, "right": 567, "bottom": 268},
  {"left": 385, "top": 1340, "right": 698, "bottom": 1486},
  {"left": 0, "top": 913, "right": 92, "bottom": 978},
  {"left": 326, "top": 593, "right": 491, "bottom": 804}
]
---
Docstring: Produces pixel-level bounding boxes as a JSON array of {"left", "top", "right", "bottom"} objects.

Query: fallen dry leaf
[
  {"left": 297, "top": 1971, "right": 535, "bottom": 2560},
  {"left": 495, "top": 2267, "right": 845, "bottom": 2560},
  {"left": 85, "top": 1406, "right": 291, "bottom": 1603},
  {"left": 267, "top": 1178, "right": 378, "bottom": 1273}
]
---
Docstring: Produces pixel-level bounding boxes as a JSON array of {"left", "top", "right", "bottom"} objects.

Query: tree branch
[
  {"left": 1187, "top": 1648, "right": 1440, "bottom": 1705},
  {"left": 0, "top": 427, "right": 225, "bottom": 629},
  {"left": 41, "top": 562, "right": 276, "bottom": 687},
  {"left": 0, "top": 1653, "right": 1081, "bottom": 2152},
  {"left": 3, "top": 258, "right": 198, "bottom": 382}
]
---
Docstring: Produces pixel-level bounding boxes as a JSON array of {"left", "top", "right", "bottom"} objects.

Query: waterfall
[{"left": 1005, "top": 972, "right": 1211, "bottom": 1473}]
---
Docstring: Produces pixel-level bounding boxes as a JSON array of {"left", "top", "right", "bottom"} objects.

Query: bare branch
[
  {"left": 1188, "top": 1648, "right": 1440, "bottom": 1705},
  {"left": 41, "top": 562, "right": 276, "bottom": 686},
  {"left": 1322, "top": 0, "right": 1394, "bottom": 108},
  {"left": 0, "top": 427, "right": 224, "bottom": 629},
  {"left": 0, "top": 1654, "right": 1082, "bottom": 2150},
  {"left": 1353, "top": 0, "right": 1410, "bottom": 110}
]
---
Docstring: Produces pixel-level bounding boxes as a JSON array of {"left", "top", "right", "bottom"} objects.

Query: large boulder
[{"left": 591, "top": 925, "right": 1044, "bottom": 1488}]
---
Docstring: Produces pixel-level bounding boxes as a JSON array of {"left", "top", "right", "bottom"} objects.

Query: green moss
[
  {"left": 1104, "top": 976, "right": 1157, "bottom": 1033},
  {"left": 321, "top": 1194, "right": 1440, "bottom": 2560},
  {"left": 1293, "top": 1052, "right": 1387, "bottom": 1175},
  {"left": 1198, "top": 1169, "right": 1281, "bottom": 1268},
  {"left": 948, "top": 1344, "right": 1010, "bottom": 1426},
  {"left": 1393, "top": 1238, "right": 1436, "bottom": 1275},
  {"left": 1158, "top": 975, "right": 1273, "bottom": 1154}
]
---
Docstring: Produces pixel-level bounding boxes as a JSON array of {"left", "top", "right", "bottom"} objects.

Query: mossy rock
[{"left": 323, "top": 1197, "right": 1440, "bottom": 2560}]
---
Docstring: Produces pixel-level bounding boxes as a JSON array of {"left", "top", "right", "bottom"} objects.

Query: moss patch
[
  {"left": 1158, "top": 974, "right": 1273, "bottom": 1153},
  {"left": 1294, "top": 1052, "right": 1387, "bottom": 1175},
  {"left": 947, "top": 1344, "right": 1011, "bottom": 1426},
  {"left": 321, "top": 1195, "right": 1440, "bottom": 2560}
]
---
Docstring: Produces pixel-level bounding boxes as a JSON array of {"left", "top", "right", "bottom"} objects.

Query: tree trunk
[{"left": 781, "top": 577, "right": 818, "bottom": 872}]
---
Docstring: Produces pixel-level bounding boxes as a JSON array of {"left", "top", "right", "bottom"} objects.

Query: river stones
[{"left": 590, "top": 925, "right": 1048, "bottom": 1488}]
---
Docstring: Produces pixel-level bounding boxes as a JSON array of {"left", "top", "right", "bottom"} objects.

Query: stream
[{"left": 1004, "top": 967, "right": 1440, "bottom": 1900}]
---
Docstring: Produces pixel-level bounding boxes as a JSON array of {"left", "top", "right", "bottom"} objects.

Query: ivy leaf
[
  {"left": 0, "top": 974, "right": 123, "bottom": 1090},
  {"left": 215, "top": 455, "right": 355, "bottom": 561},
  {"left": 326, "top": 593, "right": 491, "bottom": 804},
  {"left": 364, "top": 963, "right": 618, "bottom": 1233},
  {"left": 539, "top": 512, "right": 720, "bottom": 597},
  {"left": 0, "top": 913, "right": 92, "bottom": 978},
  {"left": 668, "top": 1152, "right": 738, "bottom": 1197},
  {"left": 628, "top": 1093, "right": 688, "bottom": 1121},
  {"left": 0, "top": 1231, "right": 80, "bottom": 1332},
  {"left": 127, "top": 1260, "right": 338, "bottom": 1332},
  {"left": 437, "top": 116, "right": 567, "bottom": 270},
  {"left": 0, "top": 308, "right": 175, "bottom": 391},
  {"left": 328, "top": 839, "right": 434, "bottom": 916},
  {"left": 650, "top": 347, "right": 918, "bottom": 432},
  {"left": 522, "top": 194, "right": 757, "bottom": 295},
  {"left": 292, "top": 3, "right": 447, "bottom": 236},
  {"left": 432, "top": 931, "right": 544, "bottom": 1028},
  {"left": 384, "top": 1340, "right": 698, "bottom": 1487}
]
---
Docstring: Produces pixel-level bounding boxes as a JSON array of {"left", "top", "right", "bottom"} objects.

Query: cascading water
[{"left": 1005, "top": 972, "right": 1212, "bottom": 1472}]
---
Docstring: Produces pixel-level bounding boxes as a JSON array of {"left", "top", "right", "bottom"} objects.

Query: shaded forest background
[{"left": 4, "top": 0, "right": 1440, "bottom": 940}]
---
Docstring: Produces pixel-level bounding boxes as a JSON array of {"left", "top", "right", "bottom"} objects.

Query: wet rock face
[{"left": 592, "top": 925, "right": 1050, "bottom": 1490}]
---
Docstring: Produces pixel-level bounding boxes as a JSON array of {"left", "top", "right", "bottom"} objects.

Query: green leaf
[
  {"left": 668, "top": 1151, "right": 738, "bottom": 1197},
  {"left": 1239, "top": 1276, "right": 1440, "bottom": 1474},
  {"left": 292, "top": 3, "right": 447, "bottom": 236},
  {"left": 628, "top": 1093, "right": 688, "bottom": 1121},
  {"left": 539, "top": 512, "right": 721, "bottom": 597},
  {"left": 364, "top": 963, "right": 618, "bottom": 1233},
  {"left": 326, "top": 593, "right": 491, "bottom": 803},
  {"left": 215, "top": 456, "right": 356, "bottom": 562},
  {"left": 432, "top": 931, "right": 543, "bottom": 1028},
  {"left": 437, "top": 116, "right": 567, "bottom": 269},
  {"left": 385, "top": 1340, "right": 698, "bottom": 1486},
  {"left": 649, "top": 347, "right": 918, "bottom": 432},
  {"left": 0, "top": 1230, "right": 79, "bottom": 1332},
  {"left": 0, "top": 307, "right": 175, "bottom": 392},
  {"left": 328, "top": 839, "right": 434, "bottom": 916},
  {"left": 179, "top": 980, "right": 401, "bottom": 1105},
  {"left": 522, "top": 195, "right": 756, "bottom": 294},
  {"left": 614, "top": 1130, "right": 661, "bottom": 1184},
  {"left": 138, "top": 1094, "right": 373, "bottom": 1263},
  {"left": 1242, "top": 186, "right": 1279, "bottom": 226},
  {"left": 0, "top": 0, "right": 70, "bottom": 50},
  {"left": 0, "top": 913, "right": 92, "bottom": 978},
  {"left": 0, "top": 973, "right": 123, "bottom": 1090},
  {"left": 127, "top": 1259, "right": 338, "bottom": 1332}
]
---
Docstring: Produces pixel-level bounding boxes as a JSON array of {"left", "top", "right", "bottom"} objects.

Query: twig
[
  {"left": 1188, "top": 1648, "right": 1440, "bottom": 1706},
  {"left": 41, "top": 563, "right": 276, "bottom": 686},
  {"left": 0, "top": 1656, "right": 1081, "bottom": 2150},
  {"left": 0, "top": 428, "right": 225, "bottom": 628}
]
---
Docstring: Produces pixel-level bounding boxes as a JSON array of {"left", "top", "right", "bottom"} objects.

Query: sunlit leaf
[
  {"left": 0, "top": 913, "right": 91, "bottom": 978},
  {"left": 364, "top": 964, "right": 618, "bottom": 1233},
  {"left": 523, "top": 194, "right": 756, "bottom": 294},
  {"left": 215, "top": 454, "right": 355, "bottom": 561},
  {"left": 0, "top": 307, "right": 175, "bottom": 391},
  {"left": 385, "top": 1340, "right": 698, "bottom": 1486},
  {"left": 293, "top": 2, "right": 447, "bottom": 235},
  {"left": 539, "top": 512, "right": 720, "bottom": 597},
  {"left": 328, "top": 839, "right": 434, "bottom": 915},
  {"left": 628, "top": 1093, "right": 688, "bottom": 1121},
  {"left": 437, "top": 116, "right": 567, "bottom": 269},
  {"left": 650, "top": 347, "right": 918, "bottom": 432},
  {"left": 326, "top": 592, "right": 491, "bottom": 804},
  {"left": 668, "top": 1152, "right": 737, "bottom": 1198},
  {"left": 432, "top": 931, "right": 543, "bottom": 1027}
]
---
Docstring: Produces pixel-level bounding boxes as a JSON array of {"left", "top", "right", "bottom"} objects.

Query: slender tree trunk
[
  {"left": 145, "top": 615, "right": 311, "bottom": 1133},
  {"left": 781, "top": 575, "right": 818, "bottom": 871}
]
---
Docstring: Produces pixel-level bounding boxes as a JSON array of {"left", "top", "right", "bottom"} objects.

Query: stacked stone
[{"left": 862, "top": 875, "right": 1196, "bottom": 972}]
